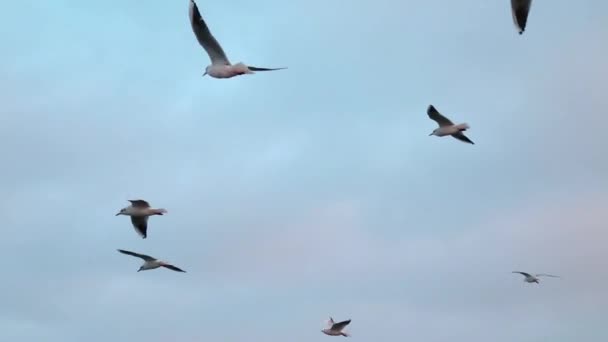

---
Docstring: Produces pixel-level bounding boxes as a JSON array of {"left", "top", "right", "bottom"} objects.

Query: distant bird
[
  {"left": 511, "top": 0, "right": 532, "bottom": 35},
  {"left": 427, "top": 105, "right": 474, "bottom": 144},
  {"left": 188, "top": 0, "right": 287, "bottom": 79},
  {"left": 322, "top": 317, "right": 351, "bottom": 337},
  {"left": 512, "top": 271, "right": 560, "bottom": 284},
  {"left": 115, "top": 200, "right": 167, "bottom": 239},
  {"left": 117, "top": 249, "right": 186, "bottom": 273}
]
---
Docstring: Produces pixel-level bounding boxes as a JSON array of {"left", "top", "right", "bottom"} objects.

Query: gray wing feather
[
  {"left": 162, "top": 264, "right": 187, "bottom": 273},
  {"left": 189, "top": 0, "right": 230, "bottom": 65},
  {"left": 130, "top": 216, "right": 149, "bottom": 239},
  {"left": 332, "top": 320, "right": 351, "bottom": 331},
  {"left": 248, "top": 66, "right": 287, "bottom": 72},
  {"left": 513, "top": 271, "right": 532, "bottom": 277},
  {"left": 117, "top": 249, "right": 155, "bottom": 261},
  {"left": 451, "top": 132, "right": 474, "bottom": 144},
  {"left": 128, "top": 199, "right": 150, "bottom": 208},
  {"left": 511, "top": 0, "right": 532, "bottom": 34},
  {"left": 427, "top": 105, "right": 454, "bottom": 126}
]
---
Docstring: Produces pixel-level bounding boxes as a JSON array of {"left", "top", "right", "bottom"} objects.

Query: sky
[{"left": 0, "top": 0, "right": 607, "bottom": 341}]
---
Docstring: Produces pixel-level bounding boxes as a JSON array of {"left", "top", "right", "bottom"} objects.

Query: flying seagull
[
  {"left": 115, "top": 200, "right": 167, "bottom": 239},
  {"left": 117, "top": 249, "right": 186, "bottom": 273},
  {"left": 511, "top": 0, "right": 532, "bottom": 35},
  {"left": 321, "top": 317, "right": 351, "bottom": 337},
  {"left": 188, "top": 0, "right": 286, "bottom": 79},
  {"left": 427, "top": 105, "right": 474, "bottom": 144},
  {"left": 512, "top": 271, "right": 560, "bottom": 284}
]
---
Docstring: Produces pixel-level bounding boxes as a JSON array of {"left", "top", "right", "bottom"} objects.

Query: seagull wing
[
  {"left": 451, "top": 132, "right": 475, "bottom": 145},
  {"left": 427, "top": 105, "right": 454, "bottom": 127},
  {"left": 536, "top": 274, "right": 560, "bottom": 278},
  {"left": 162, "top": 263, "right": 187, "bottom": 273},
  {"left": 128, "top": 199, "right": 150, "bottom": 208},
  {"left": 189, "top": 0, "right": 230, "bottom": 65},
  {"left": 511, "top": 0, "right": 532, "bottom": 34},
  {"left": 117, "top": 249, "right": 155, "bottom": 261},
  {"left": 331, "top": 319, "right": 351, "bottom": 331},
  {"left": 513, "top": 271, "right": 532, "bottom": 277},
  {"left": 247, "top": 66, "right": 287, "bottom": 72},
  {"left": 131, "top": 216, "right": 149, "bottom": 239}
]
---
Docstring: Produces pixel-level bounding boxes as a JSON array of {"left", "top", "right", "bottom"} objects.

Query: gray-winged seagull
[
  {"left": 115, "top": 199, "right": 167, "bottom": 239},
  {"left": 117, "top": 249, "right": 186, "bottom": 273},
  {"left": 188, "top": 0, "right": 287, "bottom": 79},
  {"left": 512, "top": 271, "right": 560, "bottom": 284},
  {"left": 322, "top": 317, "right": 351, "bottom": 337},
  {"left": 511, "top": 0, "right": 532, "bottom": 35},
  {"left": 427, "top": 105, "right": 474, "bottom": 144}
]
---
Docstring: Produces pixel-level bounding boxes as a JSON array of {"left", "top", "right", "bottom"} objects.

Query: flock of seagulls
[{"left": 104, "top": 0, "right": 559, "bottom": 337}]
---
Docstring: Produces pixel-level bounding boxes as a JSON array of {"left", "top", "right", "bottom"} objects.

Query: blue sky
[{"left": 1, "top": 0, "right": 607, "bottom": 341}]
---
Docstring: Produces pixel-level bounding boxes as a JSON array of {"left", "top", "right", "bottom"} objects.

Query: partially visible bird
[
  {"left": 117, "top": 249, "right": 186, "bottom": 273},
  {"left": 188, "top": 0, "right": 286, "bottom": 79},
  {"left": 511, "top": 0, "right": 533, "bottom": 35},
  {"left": 512, "top": 271, "right": 560, "bottom": 284},
  {"left": 321, "top": 317, "right": 351, "bottom": 337},
  {"left": 115, "top": 199, "right": 167, "bottom": 239},
  {"left": 427, "top": 105, "right": 475, "bottom": 145}
]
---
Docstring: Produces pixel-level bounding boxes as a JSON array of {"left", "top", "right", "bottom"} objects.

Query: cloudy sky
[{"left": 1, "top": 0, "right": 607, "bottom": 341}]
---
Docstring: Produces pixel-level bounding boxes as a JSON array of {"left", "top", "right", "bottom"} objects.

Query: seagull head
[
  {"left": 429, "top": 130, "right": 437, "bottom": 136},
  {"left": 202, "top": 65, "right": 211, "bottom": 77},
  {"left": 115, "top": 208, "right": 127, "bottom": 216},
  {"left": 137, "top": 266, "right": 143, "bottom": 272}
]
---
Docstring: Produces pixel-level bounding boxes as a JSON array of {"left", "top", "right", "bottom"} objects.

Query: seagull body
[
  {"left": 117, "top": 249, "right": 186, "bottom": 273},
  {"left": 427, "top": 105, "right": 474, "bottom": 144},
  {"left": 321, "top": 317, "right": 351, "bottom": 337},
  {"left": 511, "top": 0, "right": 532, "bottom": 35},
  {"left": 188, "top": 0, "right": 286, "bottom": 79},
  {"left": 115, "top": 200, "right": 167, "bottom": 239},
  {"left": 512, "top": 271, "right": 559, "bottom": 284}
]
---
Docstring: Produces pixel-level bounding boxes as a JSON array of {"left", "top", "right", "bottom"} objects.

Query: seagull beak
[
  {"left": 429, "top": 133, "right": 433, "bottom": 136},
  {"left": 115, "top": 212, "right": 121, "bottom": 216},
  {"left": 202, "top": 71, "right": 208, "bottom": 77}
]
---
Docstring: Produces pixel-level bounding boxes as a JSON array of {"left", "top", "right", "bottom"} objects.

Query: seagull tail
[
  {"left": 153, "top": 208, "right": 168, "bottom": 215},
  {"left": 455, "top": 123, "right": 470, "bottom": 131}
]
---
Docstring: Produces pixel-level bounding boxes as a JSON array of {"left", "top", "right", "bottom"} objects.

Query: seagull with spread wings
[
  {"left": 117, "top": 249, "right": 186, "bottom": 273},
  {"left": 427, "top": 105, "right": 474, "bottom": 145},
  {"left": 188, "top": 0, "right": 286, "bottom": 79},
  {"left": 511, "top": 0, "right": 533, "bottom": 35},
  {"left": 321, "top": 317, "right": 351, "bottom": 337},
  {"left": 115, "top": 199, "right": 167, "bottom": 239},
  {"left": 512, "top": 271, "right": 560, "bottom": 284}
]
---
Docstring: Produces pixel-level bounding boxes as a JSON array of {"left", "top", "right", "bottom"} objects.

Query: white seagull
[
  {"left": 115, "top": 200, "right": 167, "bottom": 239},
  {"left": 117, "top": 249, "right": 186, "bottom": 273},
  {"left": 188, "top": 0, "right": 287, "bottom": 79},
  {"left": 321, "top": 317, "right": 351, "bottom": 337},
  {"left": 427, "top": 105, "right": 474, "bottom": 144},
  {"left": 511, "top": 0, "right": 533, "bottom": 35},
  {"left": 512, "top": 271, "right": 560, "bottom": 284}
]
